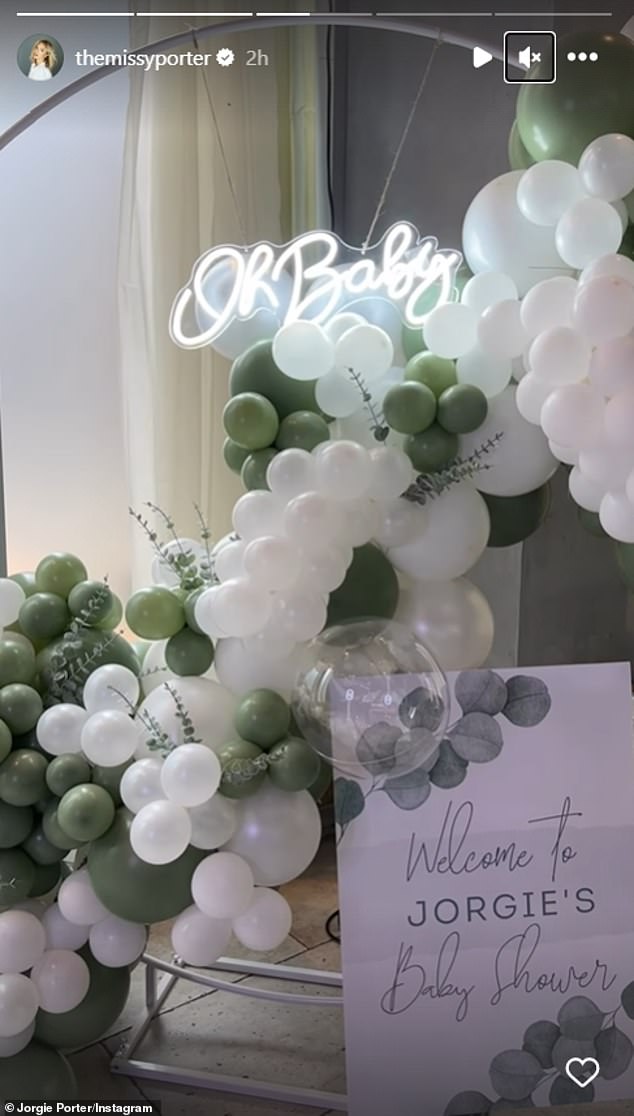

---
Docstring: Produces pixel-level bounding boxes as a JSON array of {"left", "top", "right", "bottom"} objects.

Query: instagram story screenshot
[{"left": 1, "top": 1, "right": 634, "bottom": 1113}]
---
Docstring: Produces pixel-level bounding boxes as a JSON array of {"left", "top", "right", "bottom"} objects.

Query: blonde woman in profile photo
[{"left": 29, "top": 39, "right": 57, "bottom": 81}]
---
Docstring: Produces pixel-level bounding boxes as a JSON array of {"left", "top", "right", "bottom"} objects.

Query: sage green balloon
[
  {"left": 0, "top": 801, "right": 33, "bottom": 848},
  {"left": 35, "top": 947, "right": 130, "bottom": 1050},
  {"left": 35, "top": 552, "right": 88, "bottom": 598},
  {"left": 234, "top": 689, "right": 291, "bottom": 749},
  {"left": 42, "top": 802, "right": 79, "bottom": 851},
  {"left": 29, "top": 860, "right": 62, "bottom": 898},
  {"left": 0, "top": 684, "right": 43, "bottom": 735},
  {"left": 184, "top": 589, "right": 205, "bottom": 635},
  {"left": 484, "top": 485, "right": 551, "bottom": 548},
  {"left": 0, "top": 847, "right": 35, "bottom": 902},
  {"left": 508, "top": 119, "right": 535, "bottom": 171},
  {"left": 0, "top": 749, "right": 48, "bottom": 806},
  {"left": 0, "top": 638, "right": 36, "bottom": 687},
  {"left": 125, "top": 587, "right": 185, "bottom": 640},
  {"left": 1, "top": 1040, "right": 78, "bottom": 1099},
  {"left": 616, "top": 542, "right": 634, "bottom": 590},
  {"left": 9, "top": 572, "right": 37, "bottom": 598},
  {"left": 57, "top": 784, "right": 115, "bottom": 843},
  {"left": 517, "top": 33, "right": 634, "bottom": 164},
  {"left": 383, "top": 382, "right": 437, "bottom": 435},
  {"left": 223, "top": 436, "right": 251, "bottom": 474},
  {"left": 88, "top": 809, "right": 205, "bottom": 923},
  {"left": 22, "top": 824, "right": 67, "bottom": 866},
  {"left": 46, "top": 754, "right": 92, "bottom": 797},
  {"left": 267, "top": 737, "right": 321, "bottom": 792},
  {"left": 327, "top": 544, "right": 399, "bottom": 627},
  {"left": 241, "top": 447, "right": 277, "bottom": 490},
  {"left": 437, "top": 384, "right": 488, "bottom": 435},
  {"left": 19, "top": 593, "right": 70, "bottom": 642},
  {"left": 94, "top": 593, "right": 123, "bottom": 632},
  {"left": 0, "top": 720, "right": 11, "bottom": 765},
  {"left": 404, "top": 352, "right": 457, "bottom": 399},
  {"left": 218, "top": 739, "right": 266, "bottom": 799},
  {"left": 230, "top": 339, "right": 322, "bottom": 418},
  {"left": 276, "top": 411, "right": 330, "bottom": 451},
  {"left": 91, "top": 760, "right": 132, "bottom": 808},
  {"left": 36, "top": 630, "right": 140, "bottom": 703},
  {"left": 165, "top": 628, "right": 214, "bottom": 677},
  {"left": 223, "top": 392, "right": 279, "bottom": 451},
  {"left": 68, "top": 580, "right": 114, "bottom": 623}
]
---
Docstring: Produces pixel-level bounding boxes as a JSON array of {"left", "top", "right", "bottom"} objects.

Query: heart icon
[{"left": 565, "top": 1057, "right": 600, "bottom": 1088}]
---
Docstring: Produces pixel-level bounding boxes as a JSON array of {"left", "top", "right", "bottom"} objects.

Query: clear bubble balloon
[
  {"left": 160, "top": 743, "right": 221, "bottom": 808},
  {"left": 456, "top": 347, "right": 512, "bottom": 399},
  {"left": 224, "top": 783, "right": 322, "bottom": 886},
  {"left": 600, "top": 491, "right": 634, "bottom": 542},
  {"left": 232, "top": 491, "right": 285, "bottom": 541},
  {"left": 573, "top": 276, "right": 634, "bottom": 344},
  {"left": 395, "top": 577, "right": 495, "bottom": 672},
  {"left": 191, "top": 851, "right": 254, "bottom": 920},
  {"left": 130, "top": 800, "right": 192, "bottom": 865},
  {"left": 57, "top": 868, "right": 110, "bottom": 927},
  {"left": 83, "top": 665, "right": 140, "bottom": 716},
  {"left": 555, "top": 197, "right": 623, "bottom": 269},
  {"left": 529, "top": 326, "right": 592, "bottom": 385},
  {"left": 89, "top": 916, "right": 147, "bottom": 967},
  {"left": 272, "top": 321, "right": 335, "bottom": 381},
  {"left": 30, "top": 949, "right": 90, "bottom": 1014},
  {"left": 171, "top": 904, "right": 232, "bottom": 967},
  {"left": 81, "top": 710, "right": 140, "bottom": 767},
  {"left": 189, "top": 794, "right": 239, "bottom": 850},
  {"left": 541, "top": 384, "right": 605, "bottom": 450},
  {"left": 266, "top": 448, "right": 315, "bottom": 502},
  {"left": 0, "top": 911, "right": 46, "bottom": 974},
  {"left": 334, "top": 324, "right": 394, "bottom": 382},
  {"left": 520, "top": 276, "right": 578, "bottom": 339},
  {"left": 36, "top": 704, "right": 89, "bottom": 757},
  {"left": 516, "top": 160, "right": 585, "bottom": 226},
  {"left": 232, "top": 888, "right": 292, "bottom": 952},
  {"left": 424, "top": 303, "right": 478, "bottom": 359},
  {"left": 578, "top": 133, "right": 634, "bottom": 203},
  {"left": 42, "top": 905, "right": 90, "bottom": 952},
  {"left": 461, "top": 272, "right": 518, "bottom": 314},
  {"left": 0, "top": 974, "right": 39, "bottom": 1038}
]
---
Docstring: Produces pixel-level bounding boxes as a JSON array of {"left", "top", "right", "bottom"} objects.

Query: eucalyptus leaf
[
  {"left": 522, "top": 1020, "right": 560, "bottom": 1069},
  {"left": 334, "top": 777, "right": 365, "bottom": 829},
  {"left": 621, "top": 980, "right": 634, "bottom": 1019},
  {"left": 449, "top": 713, "right": 503, "bottom": 764},
  {"left": 399, "top": 686, "right": 445, "bottom": 732},
  {"left": 356, "top": 722, "right": 401, "bottom": 775},
  {"left": 557, "top": 996, "right": 604, "bottom": 1041},
  {"left": 596, "top": 1026, "right": 634, "bottom": 1079},
  {"left": 549, "top": 1074, "right": 595, "bottom": 1105},
  {"left": 455, "top": 670, "right": 508, "bottom": 716},
  {"left": 502, "top": 675, "right": 551, "bottom": 727},
  {"left": 430, "top": 739, "right": 468, "bottom": 789},
  {"left": 390, "top": 729, "right": 438, "bottom": 777},
  {"left": 444, "top": 1091, "right": 492, "bottom": 1115},
  {"left": 551, "top": 1035, "right": 597, "bottom": 1076},
  {"left": 382, "top": 765, "right": 431, "bottom": 810},
  {"left": 489, "top": 1050, "right": 543, "bottom": 1102}
]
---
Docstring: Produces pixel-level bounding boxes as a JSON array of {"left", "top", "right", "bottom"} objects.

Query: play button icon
[{"left": 473, "top": 46, "right": 493, "bottom": 68}]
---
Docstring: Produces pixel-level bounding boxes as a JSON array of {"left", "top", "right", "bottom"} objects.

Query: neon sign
[{"left": 169, "top": 222, "right": 461, "bottom": 350}]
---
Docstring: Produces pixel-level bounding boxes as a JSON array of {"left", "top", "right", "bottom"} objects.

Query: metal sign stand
[{"left": 110, "top": 952, "right": 346, "bottom": 1110}]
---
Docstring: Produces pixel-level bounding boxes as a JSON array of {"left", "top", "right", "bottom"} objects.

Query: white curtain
[{"left": 118, "top": 4, "right": 329, "bottom": 588}]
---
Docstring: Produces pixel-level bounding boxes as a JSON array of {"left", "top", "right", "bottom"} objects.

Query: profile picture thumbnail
[{"left": 17, "top": 34, "right": 64, "bottom": 82}]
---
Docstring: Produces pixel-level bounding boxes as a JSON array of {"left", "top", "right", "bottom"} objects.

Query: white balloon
[
  {"left": 242, "top": 536, "right": 300, "bottom": 591},
  {"left": 579, "top": 253, "right": 634, "bottom": 288},
  {"left": 213, "top": 638, "right": 305, "bottom": 699},
  {"left": 541, "top": 384, "right": 605, "bottom": 450},
  {"left": 573, "top": 276, "right": 634, "bottom": 344},
  {"left": 529, "top": 326, "right": 592, "bottom": 385},
  {"left": 461, "top": 272, "right": 518, "bottom": 314},
  {"left": 459, "top": 386, "right": 558, "bottom": 496},
  {"left": 272, "top": 321, "right": 334, "bottom": 380},
  {"left": 373, "top": 499, "right": 428, "bottom": 548},
  {"left": 0, "top": 974, "right": 39, "bottom": 1038},
  {"left": 284, "top": 491, "right": 341, "bottom": 545},
  {"left": 242, "top": 621, "right": 298, "bottom": 664},
  {"left": 30, "top": 949, "right": 90, "bottom": 1014},
  {"left": 344, "top": 296, "right": 406, "bottom": 365},
  {"left": 579, "top": 442, "right": 634, "bottom": 489},
  {"left": 555, "top": 197, "right": 623, "bottom": 269},
  {"left": 211, "top": 578, "right": 272, "bottom": 639},
  {"left": 214, "top": 539, "right": 246, "bottom": 582},
  {"left": 136, "top": 677, "right": 237, "bottom": 755},
  {"left": 189, "top": 794, "right": 238, "bottom": 850},
  {"left": 191, "top": 852, "right": 254, "bottom": 920},
  {"left": 395, "top": 577, "right": 494, "bottom": 670},
  {"left": 334, "top": 324, "right": 394, "bottom": 382},
  {"left": 600, "top": 491, "right": 634, "bottom": 542},
  {"left": 368, "top": 446, "right": 413, "bottom": 500},
  {"left": 388, "top": 483, "right": 490, "bottom": 580},
  {"left": 194, "top": 586, "right": 230, "bottom": 640},
  {"left": 423, "top": 303, "right": 478, "bottom": 358},
  {"left": 627, "top": 469, "right": 634, "bottom": 505},
  {"left": 568, "top": 466, "right": 605, "bottom": 512},
  {"left": 89, "top": 916, "right": 147, "bottom": 967},
  {"left": 516, "top": 160, "right": 585, "bottom": 226},
  {"left": 520, "top": 276, "right": 578, "bottom": 338},
  {"left": 57, "top": 869, "right": 110, "bottom": 926},
  {"left": 477, "top": 299, "right": 526, "bottom": 359},
  {"left": 335, "top": 498, "right": 380, "bottom": 548},
  {"left": 130, "top": 800, "right": 192, "bottom": 864},
  {"left": 225, "top": 784, "right": 322, "bottom": 887},
  {"left": 42, "top": 904, "right": 90, "bottom": 952},
  {"left": 462, "top": 171, "right": 568, "bottom": 295},
  {"left": 232, "top": 888, "right": 292, "bottom": 953},
  {"left": 266, "top": 448, "right": 316, "bottom": 502},
  {"left": 578, "top": 133, "right": 634, "bottom": 202},
  {"left": 0, "top": 1020, "right": 34, "bottom": 1058},
  {"left": 81, "top": 709, "right": 140, "bottom": 767},
  {"left": 120, "top": 757, "right": 165, "bottom": 814},
  {"left": 294, "top": 544, "right": 351, "bottom": 594},
  {"left": 36, "top": 704, "right": 89, "bottom": 757},
  {"left": 270, "top": 590, "right": 327, "bottom": 643},
  {"left": 605, "top": 387, "right": 634, "bottom": 445},
  {"left": 0, "top": 579, "right": 25, "bottom": 628},
  {"left": 456, "top": 347, "right": 512, "bottom": 399},
  {"left": 232, "top": 491, "right": 285, "bottom": 541},
  {"left": 324, "top": 312, "right": 366, "bottom": 342},
  {"left": 0, "top": 910, "right": 46, "bottom": 973},
  {"left": 548, "top": 440, "right": 579, "bottom": 466},
  {"left": 171, "top": 904, "right": 232, "bottom": 967},
  {"left": 83, "top": 664, "right": 140, "bottom": 715},
  {"left": 314, "top": 368, "right": 361, "bottom": 418},
  {"left": 314, "top": 440, "right": 371, "bottom": 501},
  {"left": 515, "top": 373, "right": 555, "bottom": 425},
  {"left": 589, "top": 334, "right": 634, "bottom": 397},
  {"left": 160, "top": 744, "right": 221, "bottom": 808}
]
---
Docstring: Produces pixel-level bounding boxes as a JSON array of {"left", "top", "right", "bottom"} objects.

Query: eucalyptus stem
[
  {"left": 345, "top": 367, "right": 390, "bottom": 442},
  {"left": 403, "top": 433, "right": 504, "bottom": 506}
]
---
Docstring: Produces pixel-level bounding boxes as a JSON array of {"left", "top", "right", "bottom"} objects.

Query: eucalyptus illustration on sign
[{"left": 334, "top": 669, "right": 552, "bottom": 843}]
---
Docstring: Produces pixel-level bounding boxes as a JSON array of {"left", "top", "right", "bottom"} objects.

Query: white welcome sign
[
  {"left": 333, "top": 662, "right": 634, "bottom": 1114},
  {"left": 169, "top": 222, "right": 461, "bottom": 349}
]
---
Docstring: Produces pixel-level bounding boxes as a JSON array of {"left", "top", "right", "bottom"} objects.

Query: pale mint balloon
[
  {"left": 578, "top": 133, "right": 634, "bottom": 202},
  {"left": 160, "top": 744, "right": 221, "bottom": 808},
  {"left": 0, "top": 579, "right": 25, "bottom": 628},
  {"left": 368, "top": 446, "right": 414, "bottom": 500},
  {"left": 271, "top": 589, "right": 327, "bottom": 642},
  {"left": 573, "top": 276, "right": 634, "bottom": 343},
  {"left": 424, "top": 302, "right": 478, "bottom": 359},
  {"left": 394, "top": 576, "right": 494, "bottom": 671},
  {"left": 477, "top": 299, "right": 527, "bottom": 359},
  {"left": 30, "top": 949, "right": 90, "bottom": 1014},
  {"left": 541, "top": 383, "right": 605, "bottom": 449},
  {"left": 283, "top": 491, "right": 341, "bottom": 546},
  {"left": 42, "top": 905, "right": 90, "bottom": 952},
  {"left": 461, "top": 271, "right": 518, "bottom": 314},
  {"left": 189, "top": 795, "right": 238, "bottom": 850},
  {"left": 37, "top": 704, "right": 89, "bottom": 757},
  {"left": 81, "top": 709, "right": 140, "bottom": 767},
  {"left": 171, "top": 904, "right": 232, "bottom": 967},
  {"left": 456, "top": 347, "right": 512, "bottom": 398},
  {"left": 130, "top": 800, "right": 192, "bottom": 865},
  {"left": 211, "top": 577, "right": 272, "bottom": 639},
  {"left": 600, "top": 491, "right": 634, "bottom": 542},
  {"left": 334, "top": 323, "right": 393, "bottom": 382},
  {"left": 232, "top": 888, "right": 292, "bottom": 952},
  {"left": 83, "top": 664, "right": 140, "bottom": 715},
  {"left": 388, "top": 483, "right": 490, "bottom": 580},
  {"left": 0, "top": 911, "right": 46, "bottom": 974},
  {"left": 0, "top": 974, "right": 39, "bottom": 1038},
  {"left": 224, "top": 784, "right": 321, "bottom": 887},
  {"left": 324, "top": 311, "right": 365, "bottom": 343},
  {"left": 0, "top": 1020, "right": 34, "bottom": 1058},
  {"left": 555, "top": 197, "right": 623, "bottom": 269},
  {"left": 373, "top": 498, "right": 428, "bottom": 548},
  {"left": 232, "top": 491, "right": 285, "bottom": 541},
  {"left": 314, "top": 440, "right": 371, "bottom": 501},
  {"left": 314, "top": 368, "right": 360, "bottom": 418},
  {"left": 515, "top": 372, "right": 555, "bottom": 425},
  {"left": 120, "top": 758, "right": 165, "bottom": 814},
  {"left": 580, "top": 252, "right": 634, "bottom": 287},
  {"left": 191, "top": 852, "right": 254, "bottom": 920},
  {"left": 520, "top": 276, "right": 578, "bottom": 338},
  {"left": 459, "top": 386, "right": 557, "bottom": 496},
  {"left": 266, "top": 448, "right": 315, "bottom": 502},
  {"left": 605, "top": 386, "right": 634, "bottom": 445},
  {"left": 272, "top": 321, "right": 335, "bottom": 381},
  {"left": 243, "top": 536, "right": 301, "bottom": 591},
  {"left": 516, "top": 160, "right": 584, "bottom": 226},
  {"left": 569, "top": 465, "right": 605, "bottom": 512},
  {"left": 57, "top": 869, "right": 110, "bottom": 927},
  {"left": 529, "top": 326, "right": 592, "bottom": 385},
  {"left": 89, "top": 915, "right": 147, "bottom": 967},
  {"left": 214, "top": 539, "right": 246, "bottom": 582},
  {"left": 579, "top": 442, "right": 634, "bottom": 489}
]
